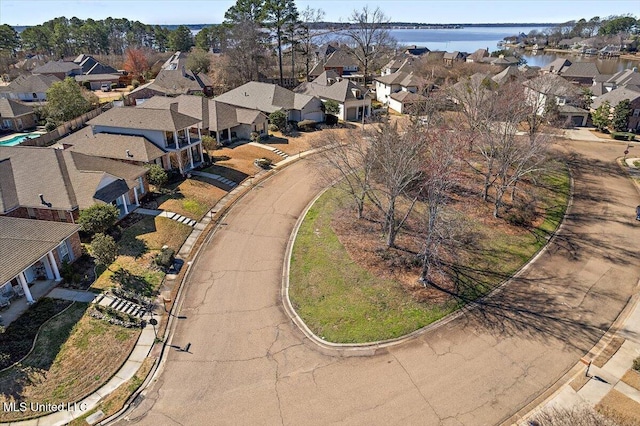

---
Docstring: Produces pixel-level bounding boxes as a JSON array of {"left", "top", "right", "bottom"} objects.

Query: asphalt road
[{"left": 120, "top": 139, "right": 640, "bottom": 426}]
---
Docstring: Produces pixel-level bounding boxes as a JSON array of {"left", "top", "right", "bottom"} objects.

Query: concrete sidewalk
[{"left": 518, "top": 293, "right": 640, "bottom": 424}]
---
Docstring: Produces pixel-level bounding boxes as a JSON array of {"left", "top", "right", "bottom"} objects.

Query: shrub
[
  {"left": 634, "top": 356, "right": 640, "bottom": 372},
  {"left": 78, "top": 204, "right": 120, "bottom": 235},
  {"left": 250, "top": 131, "right": 261, "bottom": 143},
  {"left": 612, "top": 132, "right": 635, "bottom": 141},
  {"left": 83, "top": 81, "right": 91, "bottom": 90},
  {"left": 269, "top": 110, "right": 287, "bottom": 131},
  {"left": 45, "top": 120, "right": 57, "bottom": 132},
  {"left": 90, "top": 233, "right": 118, "bottom": 268},
  {"left": 146, "top": 164, "right": 168, "bottom": 188},
  {"left": 155, "top": 247, "right": 175, "bottom": 269},
  {"left": 132, "top": 79, "right": 140, "bottom": 89},
  {"left": 325, "top": 114, "right": 338, "bottom": 126},
  {"left": 268, "top": 123, "right": 279, "bottom": 132},
  {"left": 111, "top": 83, "right": 118, "bottom": 90},
  {"left": 254, "top": 158, "right": 272, "bottom": 169},
  {"left": 323, "top": 99, "right": 340, "bottom": 116},
  {"left": 297, "top": 120, "right": 317, "bottom": 132}
]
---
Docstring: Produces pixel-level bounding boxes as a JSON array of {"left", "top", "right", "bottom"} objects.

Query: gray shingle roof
[
  {"left": 324, "top": 50, "right": 359, "bottom": 69},
  {"left": 138, "top": 94, "right": 209, "bottom": 128},
  {"left": 523, "top": 73, "right": 579, "bottom": 97},
  {"left": 389, "top": 91, "right": 427, "bottom": 103},
  {"left": 32, "top": 60, "right": 81, "bottom": 75},
  {"left": 294, "top": 75, "right": 366, "bottom": 103},
  {"left": 0, "top": 216, "right": 80, "bottom": 284},
  {"left": 0, "top": 158, "right": 19, "bottom": 213},
  {"left": 74, "top": 74, "right": 120, "bottom": 82},
  {"left": 62, "top": 127, "right": 166, "bottom": 162},
  {"left": 215, "top": 82, "right": 316, "bottom": 114},
  {"left": 541, "top": 58, "right": 572, "bottom": 73},
  {"left": 606, "top": 69, "right": 640, "bottom": 87},
  {"left": 0, "top": 98, "right": 34, "bottom": 118},
  {"left": 88, "top": 107, "right": 201, "bottom": 131},
  {"left": 591, "top": 87, "right": 640, "bottom": 109},
  {"left": 147, "top": 68, "right": 212, "bottom": 95},
  {"left": 375, "top": 71, "right": 422, "bottom": 87},
  {"left": 560, "top": 62, "right": 600, "bottom": 79},
  {"left": 2, "top": 74, "right": 60, "bottom": 94},
  {"left": 0, "top": 146, "right": 147, "bottom": 212}
]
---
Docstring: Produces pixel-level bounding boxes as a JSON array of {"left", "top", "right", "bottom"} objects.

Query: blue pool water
[{"left": 0, "top": 132, "right": 44, "bottom": 146}]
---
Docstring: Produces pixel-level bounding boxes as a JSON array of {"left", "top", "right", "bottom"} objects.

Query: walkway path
[
  {"left": 134, "top": 208, "right": 197, "bottom": 227},
  {"left": 118, "top": 139, "right": 640, "bottom": 426},
  {"left": 248, "top": 141, "right": 290, "bottom": 158},
  {"left": 190, "top": 170, "right": 238, "bottom": 188},
  {"left": 47, "top": 287, "right": 97, "bottom": 303}
]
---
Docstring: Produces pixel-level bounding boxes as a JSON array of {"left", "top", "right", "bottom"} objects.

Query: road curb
[{"left": 280, "top": 163, "right": 575, "bottom": 356}]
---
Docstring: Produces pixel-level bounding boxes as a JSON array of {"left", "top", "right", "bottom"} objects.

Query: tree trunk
[{"left": 277, "top": 30, "right": 284, "bottom": 86}]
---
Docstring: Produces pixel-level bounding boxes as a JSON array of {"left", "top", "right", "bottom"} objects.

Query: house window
[
  {"left": 58, "top": 240, "right": 71, "bottom": 262},
  {"left": 58, "top": 210, "right": 67, "bottom": 222},
  {"left": 32, "top": 93, "right": 37, "bottom": 99},
  {"left": 557, "top": 97, "right": 566, "bottom": 106},
  {"left": 138, "top": 176, "right": 145, "bottom": 194},
  {"left": 1, "top": 119, "right": 10, "bottom": 129},
  {"left": 27, "top": 207, "right": 36, "bottom": 219},
  {"left": 633, "top": 109, "right": 640, "bottom": 117}
]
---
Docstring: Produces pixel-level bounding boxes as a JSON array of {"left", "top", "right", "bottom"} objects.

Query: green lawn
[{"left": 289, "top": 166, "right": 570, "bottom": 343}]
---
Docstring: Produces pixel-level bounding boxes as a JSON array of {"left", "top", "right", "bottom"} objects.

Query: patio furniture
[
  {"left": 2, "top": 287, "right": 15, "bottom": 300},
  {"left": 15, "top": 285, "right": 24, "bottom": 297},
  {"left": 0, "top": 297, "right": 10, "bottom": 309}
]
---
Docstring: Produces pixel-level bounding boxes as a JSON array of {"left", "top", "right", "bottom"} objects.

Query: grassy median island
[{"left": 289, "top": 165, "right": 570, "bottom": 343}]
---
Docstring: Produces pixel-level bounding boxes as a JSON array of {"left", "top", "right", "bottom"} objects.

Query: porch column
[
  {"left": 188, "top": 147, "right": 194, "bottom": 169},
  {"left": 215, "top": 131, "right": 220, "bottom": 144},
  {"left": 173, "top": 131, "right": 179, "bottom": 149},
  {"left": 134, "top": 187, "right": 139, "bottom": 205},
  {"left": 48, "top": 251, "right": 61, "bottom": 281},
  {"left": 186, "top": 129, "right": 191, "bottom": 144},
  {"left": 199, "top": 144, "right": 204, "bottom": 162},
  {"left": 122, "top": 194, "right": 129, "bottom": 214},
  {"left": 197, "top": 128, "right": 202, "bottom": 139},
  {"left": 227, "top": 128, "right": 231, "bottom": 143},
  {"left": 42, "top": 255, "right": 54, "bottom": 279},
  {"left": 18, "top": 272, "right": 34, "bottom": 304},
  {"left": 176, "top": 153, "right": 184, "bottom": 175}
]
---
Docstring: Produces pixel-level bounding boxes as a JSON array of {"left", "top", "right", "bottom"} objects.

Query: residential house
[
  {"left": 0, "top": 217, "right": 82, "bottom": 306},
  {"left": 0, "top": 99, "right": 36, "bottom": 131},
  {"left": 466, "top": 48, "right": 490, "bottom": 63},
  {"left": 0, "top": 146, "right": 149, "bottom": 221},
  {"left": 443, "top": 51, "right": 467, "bottom": 67},
  {"left": 448, "top": 73, "right": 495, "bottom": 106},
  {"left": 491, "top": 66, "right": 522, "bottom": 85},
  {"left": 294, "top": 70, "right": 371, "bottom": 121},
  {"left": 71, "top": 54, "right": 122, "bottom": 90},
  {"left": 375, "top": 70, "right": 423, "bottom": 110},
  {"left": 388, "top": 91, "right": 428, "bottom": 114},
  {"left": 0, "top": 74, "right": 60, "bottom": 102},
  {"left": 32, "top": 60, "right": 82, "bottom": 80},
  {"left": 603, "top": 68, "right": 640, "bottom": 93},
  {"left": 215, "top": 81, "right": 324, "bottom": 123},
  {"left": 85, "top": 106, "right": 205, "bottom": 174},
  {"left": 591, "top": 87, "right": 640, "bottom": 131},
  {"left": 540, "top": 58, "right": 572, "bottom": 75},
  {"left": 381, "top": 57, "right": 416, "bottom": 76},
  {"left": 128, "top": 51, "right": 213, "bottom": 102},
  {"left": 559, "top": 62, "right": 601, "bottom": 86},
  {"left": 309, "top": 50, "right": 361, "bottom": 81},
  {"left": 138, "top": 94, "right": 269, "bottom": 144},
  {"left": 403, "top": 45, "right": 430, "bottom": 57},
  {"left": 524, "top": 73, "right": 589, "bottom": 126}
]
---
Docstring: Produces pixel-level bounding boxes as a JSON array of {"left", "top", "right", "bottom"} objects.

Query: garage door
[
  {"left": 346, "top": 108, "right": 357, "bottom": 121},
  {"left": 571, "top": 115, "right": 584, "bottom": 127},
  {"left": 303, "top": 111, "right": 324, "bottom": 122}
]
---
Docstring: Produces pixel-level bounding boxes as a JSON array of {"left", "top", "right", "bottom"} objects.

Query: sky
[{"left": 0, "top": 0, "right": 637, "bottom": 27}]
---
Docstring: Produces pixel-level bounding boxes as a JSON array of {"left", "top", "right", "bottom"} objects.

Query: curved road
[{"left": 121, "top": 139, "right": 640, "bottom": 425}]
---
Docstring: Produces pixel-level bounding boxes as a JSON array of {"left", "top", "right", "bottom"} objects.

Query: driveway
[{"left": 120, "top": 139, "right": 640, "bottom": 425}]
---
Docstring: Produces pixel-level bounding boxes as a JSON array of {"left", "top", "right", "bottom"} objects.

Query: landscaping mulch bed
[{"left": 0, "top": 298, "right": 73, "bottom": 370}]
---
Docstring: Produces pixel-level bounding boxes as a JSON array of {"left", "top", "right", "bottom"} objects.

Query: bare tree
[
  {"left": 298, "top": 6, "right": 325, "bottom": 79},
  {"left": 344, "top": 6, "right": 396, "bottom": 82},
  {"left": 311, "top": 130, "right": 374, "bottom": 220},
  {"left": 530, "top": 405, "right": 617, "bottom": 426},
  {"left": 419, "top": 129, "right": 463, "bottom": 285},
  {"left": 367, "top": 120, "right": 426, "bottom": 248},
  {"left": 447, "top": 72, "right": 498, "bottom": 151}
]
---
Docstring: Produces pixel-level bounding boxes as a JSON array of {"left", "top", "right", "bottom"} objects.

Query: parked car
[{"left": 101, "top": 83, "right": 111, "bottom": 92}]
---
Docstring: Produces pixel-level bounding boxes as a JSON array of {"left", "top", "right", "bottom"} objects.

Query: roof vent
[
  {"left": 126, "top": 149, "right": 133, "bottom": 158},
  {"left": 39, "top": 194, "right": 52, "bottom": 208}
]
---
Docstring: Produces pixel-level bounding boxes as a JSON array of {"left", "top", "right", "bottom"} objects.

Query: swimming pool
[{"left": 0, "top": 132, "right": 45, "bottom": 147}]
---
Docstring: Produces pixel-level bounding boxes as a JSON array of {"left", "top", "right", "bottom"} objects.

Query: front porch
[{"left": 0, "top": 279, "right": 59, "bottom": 327}]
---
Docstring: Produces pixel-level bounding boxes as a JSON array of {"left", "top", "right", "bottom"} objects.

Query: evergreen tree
[
  {"left": 591, "top": 101, "right": 611, "bottom": 132},
  {"left": 612, "top": 99, "right": 631, "bottom": 132},
  {"left": 265, "top": 0, "right": 299, "bottom": 86}
]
